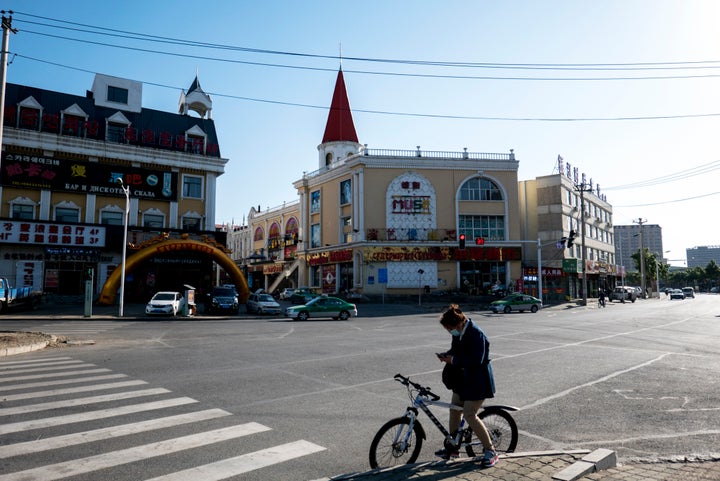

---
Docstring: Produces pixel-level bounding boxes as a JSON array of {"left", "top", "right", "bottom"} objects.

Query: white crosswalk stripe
[
  {"left": 36, "top": 321, "right": 136, "bottom": 336},
  {"left": 0, "top": 356, "right": 327, "bottom": 480}
]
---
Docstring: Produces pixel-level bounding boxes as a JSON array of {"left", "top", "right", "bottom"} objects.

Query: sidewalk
[{"left": 320, "top": 451, "right": 720, "bottom": 481}]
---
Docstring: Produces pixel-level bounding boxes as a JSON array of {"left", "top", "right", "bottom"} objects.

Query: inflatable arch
[{"left": 98, "top": 238, "right": 250, "bottom": 306}]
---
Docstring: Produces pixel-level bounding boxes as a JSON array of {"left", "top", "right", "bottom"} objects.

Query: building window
[
  {"left": 100, "top": 210, "right": 124, "bottom": 225},
  {"left": 459, "top": 178, "right": 503, "bottom": 201},
  {"left": 143, "top": 214, "right": 165, "bottom": 228},
  {"left": 182, "top": 216, "right": 201, "bottom": 231},
  {"left": 253, "top": 226, "right": 264, "bottom": 242},
  {"left": 107, "top": 122, "right": 127, "bottom": 143},
  {"left": 458, "top": 215, "right": 505, "bottom": 241},
  {"left": 340, "top": 179, "right": 352, "bottom": 205},
  {"left": 11, "top": 203, "right": 35, "bottom": 220},
  {"left": 55, "top": 207, "right": 80, "bottom": 223},
  {"left": 182, "top": 175, "right": 203, "bottom": 199},
  {"left": 107, "top": 86, "right": 129, "bottom": 104},
  {"left": 311, "top": 223, "right": 321, "bottom": 248},
  {"left": 310, "top": 190, "right": 321, "bottom": 213}
]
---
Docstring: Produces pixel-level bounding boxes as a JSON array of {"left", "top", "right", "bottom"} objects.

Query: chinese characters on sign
[{"left": 0, "top": 221, "right": 106, "bottom": 247}]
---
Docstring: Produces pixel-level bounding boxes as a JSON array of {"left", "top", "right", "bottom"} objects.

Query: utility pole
[
  {"left": 633, "top": 218, "right": 646, "bottom": 298},
  {"left": 0, "top": 11, "right": 18, "bottom": 159},
  {"left": 575, "top": 182, "right": 592, "bottom": 305}
]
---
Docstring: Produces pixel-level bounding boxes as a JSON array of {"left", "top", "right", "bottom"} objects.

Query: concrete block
[
  {"left": 582, "top": 448, "right": 617, "bottom": 470},
  {"left": 552, "top": 460, "right": 595, "bottom": 481}
]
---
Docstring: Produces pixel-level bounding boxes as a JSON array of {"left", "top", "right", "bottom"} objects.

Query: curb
[{"left": 1, "top": 339, "right": 52, "bottom": 357}]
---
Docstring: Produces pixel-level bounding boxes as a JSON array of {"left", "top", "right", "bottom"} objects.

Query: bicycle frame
[{"left": 391, "top": 374, "right": 518, "bottom": 454}]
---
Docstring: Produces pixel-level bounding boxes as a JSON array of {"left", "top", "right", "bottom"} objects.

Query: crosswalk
[
  {"left": 0, "top": 320, "right": 134, "bottom": 339},
  {"left": 0, "top": 356, "right": 326, "bottom": 480}
]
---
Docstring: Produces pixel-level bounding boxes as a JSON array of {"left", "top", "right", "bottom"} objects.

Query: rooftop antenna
[{"left": 339, "top": 42, "right": 342, "bottom": 69}]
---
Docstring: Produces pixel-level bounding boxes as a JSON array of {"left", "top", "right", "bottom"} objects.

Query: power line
[
  {"left": 604, "top": 160, "right": 720, "bottom": 190},
  {"left": 615, "top": 190, "right": 720, "bottom": 207},
  {"left": 14, "top": 53, "right": 720, "bottom": 123},
  {"left": 13, "top": 12, "right": 720, "bottom": 81}
]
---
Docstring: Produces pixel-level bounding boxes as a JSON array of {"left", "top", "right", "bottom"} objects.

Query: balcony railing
[{"left": 363, "top": 228, "right": 457, "bottom": 242}]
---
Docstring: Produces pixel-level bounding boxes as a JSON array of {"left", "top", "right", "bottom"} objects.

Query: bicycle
[
  {"left": 369, "top": 373, "right": 518, "bottom": 469},
  {"left": 598, "top": 296, "right": 606, "bottom": 308}
]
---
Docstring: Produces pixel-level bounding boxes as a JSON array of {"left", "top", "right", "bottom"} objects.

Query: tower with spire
[
  {"left": 179, "top": 74, "right": 213, "bottom": 119},
  {"left": 317, "top": 68, "right": 362, "bottom": 169}
]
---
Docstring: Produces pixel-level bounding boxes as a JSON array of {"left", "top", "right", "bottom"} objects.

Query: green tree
[{"left": 705, "top": 260, "right": 720, "bottom": 290}]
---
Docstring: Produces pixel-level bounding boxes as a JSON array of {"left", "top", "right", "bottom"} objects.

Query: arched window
[
  {"left": 253, "top": 226, "right": 264, "bottom": 241},
  {"left": 459, "top": 177, "right": 503, "bottom": 201}
]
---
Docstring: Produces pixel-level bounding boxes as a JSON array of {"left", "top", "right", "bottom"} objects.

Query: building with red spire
[{"left": 244, "top": 68, "right": 524, "bottom": 299}]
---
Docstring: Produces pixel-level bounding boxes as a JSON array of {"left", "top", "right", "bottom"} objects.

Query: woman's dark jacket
[{"left": 446, "top": 319, "right": 495, "bottom": 400}]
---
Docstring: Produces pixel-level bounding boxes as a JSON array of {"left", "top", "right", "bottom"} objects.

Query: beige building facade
[{"left": 241, "top": 70, "right": 523, "bottom": 299}]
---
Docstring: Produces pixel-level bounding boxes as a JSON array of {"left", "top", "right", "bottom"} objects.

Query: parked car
[
  {"left": 669, "top": 289, "right": 685, "bottom": 300},
  {"left": 278, "top": 288, "right": 295, "bottom": 300},
  {"left": 206, "top": 286, "right": 239, "bottom": 314},
  {"left": 489, "top": 293, "right": 542, "bottom": 314},
  {"left": 610, "top": 287, "right": 637, "bottom": 303},
  {"left": 682, "top": 287, "right": 695, "bottom": 299},
  {"left": 145, "top": 291, "right": 183, "bottom": 316},
  {"left": 289, "top": 287, "right": 320, "bottom": 304},
  {"left": 284, "top": 295, "right": 357, "bottom": 321},
  {"left": 246, "top": 291, "right": 282, "bottom": 315}
]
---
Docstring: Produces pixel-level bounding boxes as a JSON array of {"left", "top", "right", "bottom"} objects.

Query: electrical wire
[
  {"left": 12, "top": 12, "right": 720, "bottom": 81},
  {"left": 604, "top": 160, "right": 720, "bottom": 190}
]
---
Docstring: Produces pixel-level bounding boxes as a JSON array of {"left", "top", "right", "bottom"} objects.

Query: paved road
[{"left": 2, "top": 295, "right": 720, "bottom": 480}]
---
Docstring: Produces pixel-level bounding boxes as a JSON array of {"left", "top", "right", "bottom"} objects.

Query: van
[
  {"left": 682, "top": 287, "right": 695, "bottom": 299},
  {"left": 611, "top": 287, "right": 637, "bottom": 303}
]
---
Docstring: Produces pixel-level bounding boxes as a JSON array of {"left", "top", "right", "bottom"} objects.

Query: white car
[
  {"left": 278, "top": 288, "right": 295, "bottom": 300},
  {"left": 145, "top": 291, "right": 183, "bottom": 316},
  {"left": 246, "top": 292, "right": 282, "bottom": 315}
]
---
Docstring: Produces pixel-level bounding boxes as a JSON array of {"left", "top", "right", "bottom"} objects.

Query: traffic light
[
  {"left": 458, "top": 234, "right": 466, "bottom": 249},
  {"left": 475, "top": 237, "right": 485, "bottom": 245},
  {"left": 84, "top": 267, "right": 94, "bottom": 282},
  {"left": 567, "top": 230, "right": 577, "bottom": 247},
  {"left": 557, "top": 237, "right": 567, "bottom": 249}
]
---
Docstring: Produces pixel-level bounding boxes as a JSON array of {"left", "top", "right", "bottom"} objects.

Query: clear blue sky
[{"left": 5, "top": 1, "right": 719, "bottom": 266}]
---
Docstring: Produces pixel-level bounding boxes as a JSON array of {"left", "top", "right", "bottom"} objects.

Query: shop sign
[
  {"left": 453, "top": 246, "right": 521, "bottom": 261},
  {"left": 365, "top": 246, "right": 450, "bottom": 262},
  {"left": 263, "top": 263, "right": 283, "bottom": 275},
  {"left": 1, "top": 151, "right": 178, "bottom": 201},
  {"left": 307, "top": 249, "right": 353, "bottom": 266},
  {"left": 0, "top": 221, "right": 105, "bottom": 247},
  {"left": 391, "top": 195, "right": 431, "bottom": 215}
]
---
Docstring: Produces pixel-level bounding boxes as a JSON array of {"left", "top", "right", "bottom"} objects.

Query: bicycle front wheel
[{"left": 369, "top": 417, "right": 424, "bottom": 469}]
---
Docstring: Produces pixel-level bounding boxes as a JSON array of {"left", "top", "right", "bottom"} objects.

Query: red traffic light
[
  {"left": 475, "top": 237, "right": 485, "bottom": 245},
  {"left": 458, "top": 234, "right": 466, "bottom": 249}
]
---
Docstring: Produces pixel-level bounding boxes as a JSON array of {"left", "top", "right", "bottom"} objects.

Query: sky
[{"left": 3, "top": 0, "right": 719, "bottom": 267}]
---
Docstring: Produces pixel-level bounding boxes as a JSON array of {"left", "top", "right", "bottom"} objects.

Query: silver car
[{"left": 246, "top": 292, "right": 282, "bottom": 315}]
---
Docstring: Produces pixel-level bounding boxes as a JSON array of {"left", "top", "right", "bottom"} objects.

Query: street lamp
[{"left": 117, "top": 178, "right": 129, "bottom": 317}]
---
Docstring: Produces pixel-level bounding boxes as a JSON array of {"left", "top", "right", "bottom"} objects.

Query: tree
[{"left": 705, "top": 260, "right": 720, "bottom": 291}]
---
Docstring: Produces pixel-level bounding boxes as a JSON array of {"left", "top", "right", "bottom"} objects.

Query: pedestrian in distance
[{"left": 435, "top": 304, "right": 499, "bottom": 468}]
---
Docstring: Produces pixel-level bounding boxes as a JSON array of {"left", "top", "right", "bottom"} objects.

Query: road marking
[
  {"left": 0, "top": 387, "right": 171, "bottom": 416},
  {"left": 0, "top": 361, "right": 90, "bottom": 375},
  {"left": 0, "top": 397, "right": 197, "bottom": 435},
  {"left": 0, "top": 408, "right": 232, "bottom": 458},
  {"left": 0, "top": 373, "right": 128, "bottom": 392},
  {"left": 0, "top": 356, "right": 74, "bottom": 366},
  {"left": 145, "top": 440, "right": 327, "bottom": 481},
  {"left": 0, "top": 368, "right": 112, "bottom": 383},
  {"left": 0, "top": 423, "right": 273, "bottom": 481},
  {"left": 1, "top": 379, "right": 148, "bottom": 401}
]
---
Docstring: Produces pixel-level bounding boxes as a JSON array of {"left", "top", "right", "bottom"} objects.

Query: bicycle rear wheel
[
  {"left": 369, "top": 417, "right": 424, "bottom": 469},
  {"left": 480, "top": 408, "right": 518, "bottom": 453}
]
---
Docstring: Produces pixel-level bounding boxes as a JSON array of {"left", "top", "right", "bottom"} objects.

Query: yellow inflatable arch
[{"left": 98, "top": 238, "right": 250, "bottom": 306}]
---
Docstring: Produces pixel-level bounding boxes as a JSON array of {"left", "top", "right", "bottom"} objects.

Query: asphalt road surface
[{"left": 1, "top": 295, "right": 718, "bottom": 480}]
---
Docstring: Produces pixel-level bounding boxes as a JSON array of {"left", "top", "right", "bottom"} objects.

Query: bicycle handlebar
[{"left": 393, "top": 373, "right": 440, "bottom": 401}]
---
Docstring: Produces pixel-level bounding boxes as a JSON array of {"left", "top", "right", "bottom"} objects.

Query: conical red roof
[{"left": 322, "top": 69, "right": 358, "bottom": 143}]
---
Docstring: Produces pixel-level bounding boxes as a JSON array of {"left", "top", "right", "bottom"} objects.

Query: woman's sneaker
[
  {"left": 434, "top": 448, "right": 459, "bottom": 460},
  {"left": 481, "top": 449, "right": 498, "bottom": 467}
]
